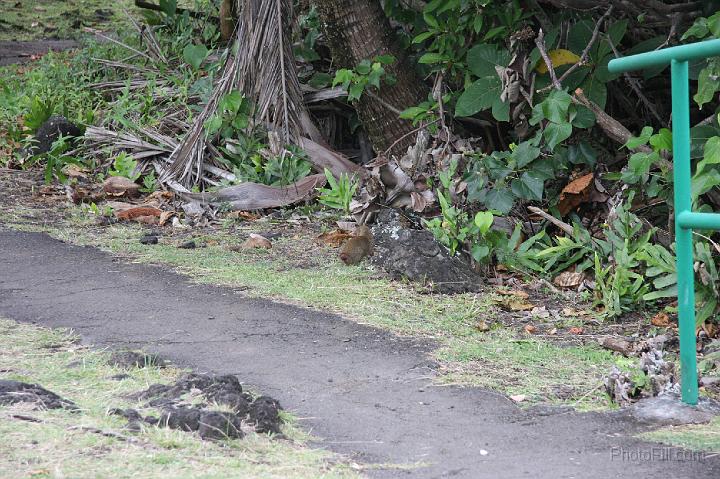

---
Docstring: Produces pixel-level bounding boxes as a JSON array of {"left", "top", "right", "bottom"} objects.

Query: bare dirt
[
  {"left": 1, "top": 228, "right": 718, "bottom": 478},
  {"left": 0, "top": 40, "right": 78, "bottom": 66}
]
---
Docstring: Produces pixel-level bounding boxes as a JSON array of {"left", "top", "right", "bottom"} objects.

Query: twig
[
  {"left": 607, "top": 38, "right": 667, "bottom": 127},
  {"left": 539, "top": 5, "right": 614, "bottom": 93},
  {"left": 527, "top": 206, "right": 574, "bottom": 236},
  {"left": 534, "top": 29, "right": 561, "bottom": 90},
  {"left": 381, "top": 119, "right": 439, "bottom": 158}
]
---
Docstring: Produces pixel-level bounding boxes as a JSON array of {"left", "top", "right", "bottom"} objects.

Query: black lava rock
[
  {"left": 249, "top": 396, "right": 283, "bottom": 434},
  {"left": 140, "top": 235, "right": 159, "bottom": 245},
  {"left": 160, "top": 406, "right": 202, "bottom": 432},
  {"left": 33, "top": 116, "right": 82, "bottom": 155},
  {"left": 0, "top": 380, "right": 77, "bottom": 410},
  {"left": 198, "top": 411, "right": 244, "bottom": 440}
]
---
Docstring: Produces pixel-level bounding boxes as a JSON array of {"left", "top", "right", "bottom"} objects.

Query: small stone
[
  {"left": 178, "top": 240, "right": 196, "bottom": 249},
  {"left": 140, "top": 235, "right": 158, "bottom": 245},
  {"left": 198, "top": 411, "right": 244, "bottom": 440}
]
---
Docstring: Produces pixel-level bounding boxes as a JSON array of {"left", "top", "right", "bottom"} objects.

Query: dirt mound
[
  {"left": 125, "top": 373, "right": 283, "bottom": 439},
  {"left": 0, "top": 379, "right": 77, "bottom": 410}
]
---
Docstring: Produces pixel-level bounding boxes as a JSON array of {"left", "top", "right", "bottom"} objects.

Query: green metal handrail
[{"left": 608, "top": 39, "right": 720, "bottom": 406}]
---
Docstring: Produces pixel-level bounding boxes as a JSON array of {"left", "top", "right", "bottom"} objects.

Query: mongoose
[
  {"left": 339, "top": 225, "right": 373, "bottom": 265},
  {"left": 219, "top": 0, "right": 237, "bottom": 41}
]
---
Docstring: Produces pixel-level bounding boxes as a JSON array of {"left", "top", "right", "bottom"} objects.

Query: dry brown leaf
[
  {"left": 703, "top": 322, "right": 718, "bottom": 338},
  {"left": 524, "top": 324, "right": 537, "bottom": 334},
  {"left": 568, "top": 327, "right": 584, "bottom": 335},
  {"left": 557, "top": 173, "right": 594, "bottom": 216},
  {"left": 553, "top": 271, "right": 585, "bottom": 289},
  {"left": 241, "top": 233, "right": 272, "bottom": 250},
  {"left": 115, "top": 206, "right": 163, "bottom": 222},
  {"left": 496, "top": 289, "right": 529, "bottom": 299},
  {"left": 316, "top": 230, "right": 353, "bottom": 248},
  {"left": 103, "top": 176, "right": 140, "bottom": 198},
  {"left": 475, "top": 320, "right": 491, "bottom": 332},
  {"left": 651, "top": 312, "right": 671, "bottom": 328},
  {"left": 227, "top": 211, "right": 260, "bottom": 221},
  {"left": 494, "top": 289, "right": 533, "bottom": 311},
  {"left": 158, "top": 211, "right": 175, "bottom": 226},
  {"left": 562, "top": 307, "right": 590, "bottom": 317},
  {"left": 509, "top": 394, "right": 527, "bottom": 403}
]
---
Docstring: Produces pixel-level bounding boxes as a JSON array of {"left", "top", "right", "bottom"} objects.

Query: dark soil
[
  {"left": 0, "top": 379, "right": 77, "bottom": 410},
  {"left": 1, "top": 229, "right": 718, "bottom": 477},
  {"left": 0, "top": 40, "right": 78, "bottom": 66},
  {"left": 108, "top": 350, "right": 168, "bottom": 369}
]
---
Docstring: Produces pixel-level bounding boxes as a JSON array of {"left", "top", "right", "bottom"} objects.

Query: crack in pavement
[{"left": 0, "top": 229, "right": 717, "bottom": 478}]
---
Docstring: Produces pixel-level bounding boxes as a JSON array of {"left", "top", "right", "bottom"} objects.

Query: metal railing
[{"left": 608, "top": 39, "right": 720, "bottom": 405}]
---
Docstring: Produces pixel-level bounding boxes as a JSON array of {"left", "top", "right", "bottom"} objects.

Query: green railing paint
[{"left": 608, "top": 40, "right": 720, "bottom": 406}]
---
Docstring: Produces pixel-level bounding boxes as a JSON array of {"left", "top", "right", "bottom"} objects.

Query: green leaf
[
  {"left": 491, "top": 97, "right": 509, "bottom": 122},
  {"left": 512, "top": 172, "right": 544, "bottom": 201},
  {"left": 540, "top": 90, "right": 572, "bottom": 124},
  {"left": 474, "top": 211, "right": 494, "bottom": 235},
  {"left": 625, "top": 126, "right": 654, "bottom": 149},
  {"left": 183, "top": 44, "right": 209, "bottom": 71},
  {"left": 471, "top": 244, "right": 491, "bottom": 262},
  {"left": 697, "top": 136, "right": 720, "bottom": 177},
  {"left": 580, "top": 76, "right": 607, "bottom": 109},
  {"left": 691, "top": 168, "right": 720, "bottom": 200},
  {"left": 455, "top": 76, "right": 502, "bottom": 117},
  {"left": 308, "top": 72, "right": 332, "bottom": 89},
  {"left": 375, "top": 54, "right": 395, "bottom": 64},
  {"left": 204, "top": 115, "right": 222, "bottom": 136},
  {"left": 512, "top": 140, "right": 541, "bottom": 168},
  {"left": 543, "top": 122, "right": 572, "bottom": 150},
  {"left": 621, "top": 151, "right": 657, "bottom": 183},
  {"left": 484, "top": 188, "right": 514, "bottom": 214},
  {"left": 649, "top": 128, "right": 673, "bottom": 153},
  {"left": 400, "top": 106, "right": 427, "bottom": 120},
  {"left": 643, "top": 285, "right": 678, "bottom": 301},
  {"left": 466, "top": 44, "right": 510, "bottom": 78},
  {"left": 412, "top": 31, "right": 434, "bottom": 43},
  {"left": 683, "top": 17, "right": 709, "bottom": 40},
  {"left": 694, "top": 66, "right": 720, "bottom": 109},
  {"left": 418, "top": 52, "right": 448, "bottom": 64},
  {"left": 570, "top": 105, "right": 595, "bottom": 129},
  {"left": 568, "top": 141, "right": 597, "bottom": 167}
]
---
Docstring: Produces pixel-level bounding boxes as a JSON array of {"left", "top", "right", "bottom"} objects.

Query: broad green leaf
[
  {"left": 579, "top": 76, "right": 607, "bottom": 109},
  {"left": 412, "top": 31, "right": 434, "bottom": 43},
  {"left": 543, "top": 122, "right": 572, "bottom": 150},
  {"left": 697, "top": 136, "right": 720, "bottom": 177},
  {"left": 512, "top": 140, "right": 541, "bottom": 168},
  {"left": 474, "top": 211, "right": 494, "bottom": 235},
  {"left": 512, "top": 172, "right": 544, "bottom": 201},
  {"left": 466, "top": 44, "right": 510, "bottom": 78},
  {"left": 683, "top": 17, "right": 709, "bottom": 40},
  {"left": 621, "top": 151, "right": 657, "bottom": 183},
  {"left": 183, "top": 44, "right": 209, "bottom": 71},
  {"left": 455, "top": 76, "right": 502, "bottom": 117},
  {"left": 649, "top": 128, "right": 673, "bottom": 153},
  {"left": 694, "top": 66, "right": 720, "bottom": 109},
  {"left": 418, "top": 52, "right": 448, "bottom": 64},
  {"left": 691, "top": 168, "right": 720, "bottom": 200},
  {"left": 643, "top": 285, "right": 678, "bottom": 301},
  {"left": 540, "top": 89, "right": 572, "bottom": 124},
  {"left": 491, "top": 97, "right": 509, "bottom": 122},
  {"left": 471, "top": 244, "right": 491, "bottom": 262},
  {"left": 308, "top": 72, "right": 332, "bottom": 89},
  {"left": 484, "top": 188, "right": 514, "bottom": 214},
  {"left": 570, "top": 105, "right": 596, "bottom": 129},
  {"left": 624, "top": 126, "right": 654, "bottom": 149}
]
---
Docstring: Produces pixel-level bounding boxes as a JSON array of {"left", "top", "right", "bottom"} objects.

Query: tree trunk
[{"left": 313, "top": 0, "right": 428, "bottom": 157}]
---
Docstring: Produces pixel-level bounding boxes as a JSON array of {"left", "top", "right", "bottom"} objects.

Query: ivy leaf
[
  {"left": 512, "top": 172, "right": 544, "bottom": 201},
  {"left": 183, "top": 44, "right": 209, "bottom": 71},
  {"left": 624, "top": 126, "right": 654, "bottom": 149},
  {"left": 455, "top": 76, "right": 502, "bottom": 117},
  {"left": 540, "top": 90, "right": 572, "bottom": 124},
  {"left": 694, "top": 66, "right": 720, "bottom": 109},
  {"left": 543, "top": 122, "right": 572, "bottom": 150},
  {"left": 570, "top": 105, "right": 596, "bottom": 129},
  {"left": 691, "top": 169, "right": 720, "bottom": 201},
  {"left": 568, "top": 142, "right": 597, "bottom": 167},
  {"left": 621, "top": 151, "right": 657, "bottom": 183},
  {"left": 512, "top": 140, "right": 541, "bottom": 168},
  {"left": 696, "top": 136, "right": 720, "bottom": 177},
  {"left": 484, "top": 188, "right": 514, "bottom": 214},
  {"left": 649, "top": 128, "right": 673, "bottom": 153},
  {"left": 683, "top": 17, "right": 709, "bottom": 40},
  {"left": 474, "top": 211, "right": 494, "bottom": 235},
  {"left": 466, "top": 44, "right": 510, "bottom": 78},
  {"left": 471, "top": 244, "right": 491, "bottom": 262}
]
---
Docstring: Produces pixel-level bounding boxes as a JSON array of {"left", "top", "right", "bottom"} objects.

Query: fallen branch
[{"left": 527, "top": 206, "right": 574, "bottom": 236}]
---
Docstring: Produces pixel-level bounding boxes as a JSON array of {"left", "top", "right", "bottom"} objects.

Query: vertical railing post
[{"left": 670, "top": 59, "right": 699, "bottom": 405}]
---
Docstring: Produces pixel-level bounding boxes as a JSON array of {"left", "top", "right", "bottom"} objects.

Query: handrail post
[{"left": 670, "top": 59, "right": 699, "bottom": 405}]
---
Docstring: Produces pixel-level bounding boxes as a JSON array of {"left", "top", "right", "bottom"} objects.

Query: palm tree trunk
[{"left": 313, "top": 0, "right": 427, "bottom": 156}]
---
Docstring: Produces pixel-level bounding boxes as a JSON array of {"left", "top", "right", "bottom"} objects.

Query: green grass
[
  {"left": 0, "top": 0, "right": 136, "bottom": 41},
  {"left": 0, "top": 204, "right": 630, "bottom": 410},
  {"left": 0, "top": 317, "right": 359, "bottom": 479},
  {"left": 640, "top": 418, "right": 720, "bottom": 454}
]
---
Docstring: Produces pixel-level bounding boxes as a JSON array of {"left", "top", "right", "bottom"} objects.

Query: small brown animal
[
  {"left": 339, "top": 225, "right": 373, "bottom": 265},
  {"left": 219, "top": 0, "right": 237, "bottom": 41}
]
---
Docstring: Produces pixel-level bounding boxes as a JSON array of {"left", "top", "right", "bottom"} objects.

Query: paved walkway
[{"left": 0, "top": 229, "right": 716, "bottom": 478}]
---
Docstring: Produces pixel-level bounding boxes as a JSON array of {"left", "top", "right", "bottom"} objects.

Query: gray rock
[
  {"left": 627, "top": 393, "right": 720, "bottom": 426},
  {"left": 33, "top": 116, "right": 82, "bottom": 155},
  {"left": 370, "top": 210, "right": 482, "bottom": 294}
]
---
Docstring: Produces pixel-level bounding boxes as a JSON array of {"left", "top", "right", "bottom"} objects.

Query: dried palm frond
[{"left": 161, "top": 0, "right": 310, "bottom": 187}]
